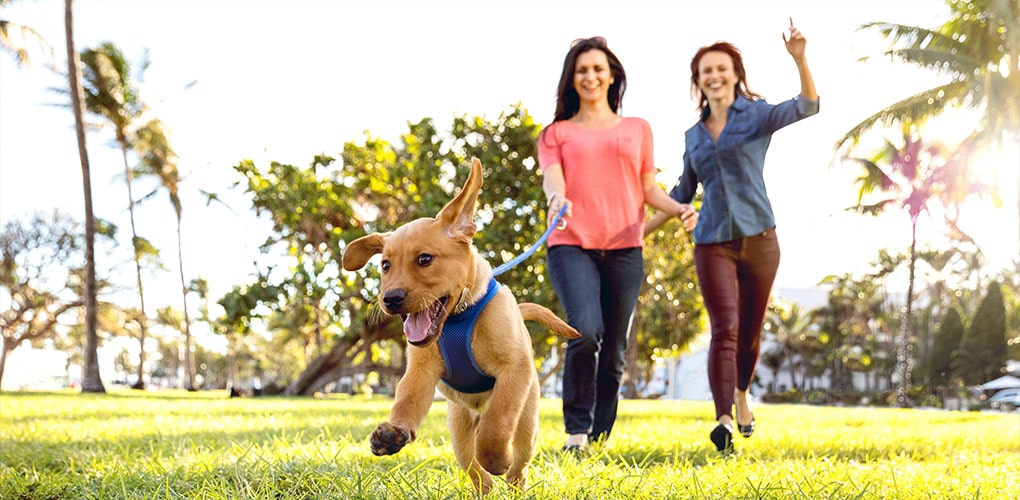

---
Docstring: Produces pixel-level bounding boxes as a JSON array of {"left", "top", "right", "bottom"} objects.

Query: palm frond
[
  {"left": 858, "top": 22, "right": 980, "bottom": 72},
  {"left": 884, "top": 47, "right": 981, "bottom": 79},
  {"left": 0, "top": 19, "right": 54, "bottom": 69},
  {"left": 134, "top": 188, "right": 160, "bottom": 206},
  {"left": 199, "top": 190, "right": 237, "bottom": 215},
  {"left": 845, "top": 156, "right": 898, "bottom": 204},
  {"left": 943, "top": 214, "right": 978, "bottom": 246},
  {"left": 982, "top": 74, "right": 1020, "bottom": 142},
  {"left": 834, "top": 81, "right": 970, "bottom": 151},
  {"left": 845, "top": 199, "right": 896, "bottom": 217}
]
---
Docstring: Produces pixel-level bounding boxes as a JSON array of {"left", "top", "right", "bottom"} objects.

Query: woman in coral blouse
[{"left": 538, "top": 36, "right": 697, "bottom": 452}]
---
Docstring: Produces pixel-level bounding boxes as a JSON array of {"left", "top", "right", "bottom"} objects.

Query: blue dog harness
[{"left": 438, "top": 278, "right": 499, "bottom": 393}]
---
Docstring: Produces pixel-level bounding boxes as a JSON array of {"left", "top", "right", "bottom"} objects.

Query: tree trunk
[
  {"left": 131, "top": 329, "right": 145, "bottom": 389},
  {"left": 176, "top": 215, "right": 196, "bottom": 391},
  {"left": 0, "top": 339, "right": 14, "bottom": 390},
  {"left": 286, "top": 340, "right": 355, "bottom": 395},
  {"left": 226, "top": 334, "right": 237, "bottom": 391},
  {"left": 66, "top": 0, "right": 104, "bottom": 394},
  {"left": 895, "top": 219, "right": 919, "bottom": 408},
  {"left": 538, "top": 345, "right": 566, "bottom": 393},
  {"left": 786, "top": 346, "right": 798, "bottom": 391},
  {"left": 115, "top": 125, "right": 150, "bottom": 389}
]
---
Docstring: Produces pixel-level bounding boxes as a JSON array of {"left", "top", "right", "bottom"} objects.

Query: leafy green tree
[
  {"left": 952, "top": 281, "right": 1008, "bottom": 384},
  {"left": 840, "top": 0, "right": 1020, "bottom": 255},
  {"left": 911, "top": 244, "right": 985, "bottom": 386},
  {"left": 930, "top": 306, "right": 965, "bottom": 388},
  {"left": 0, "top": 212, "right": 82, "bottom": 389},
  {"left": 993, "top": 263, "right": 1020, "bottom": 359},
  {"left": 764, "top": 299, "right": 815, "bottom": 392},
  {"left": 814, "top": 273, "right": 890, "bottom": 392},
  {"left": 234, "top": 104, "right": 705, "bottom": 395},
  {"left": 64, "top": 0, "right": 103, "bottom": 393},
  {"left": 633, "top": 218, "right": 702, "bottom": 397},
  {"left": 233, "top": 108, "right": 555, "bottom": 395},
  {"left": 153, "top": 305, "right": 192, "bottom": 387},
  {"left": 235, "top": 151, "right": 396, "bottom": 396},
  {"left": 215, "top": 276, "right": 282, "bottom": 392},
  {"left": 846, "top": 131, "right": 985, "bottom": 406}
]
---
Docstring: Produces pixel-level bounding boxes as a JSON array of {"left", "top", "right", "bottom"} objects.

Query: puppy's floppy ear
[
  {"left": 437, "top": 157, "right": 483, "bottom": 241},
  {"left": 342, "top": 232, "right": 390, "bottom": 271}
]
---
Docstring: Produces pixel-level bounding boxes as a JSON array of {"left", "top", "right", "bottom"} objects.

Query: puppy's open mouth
[{"left": 402, "top": 296, "right": 449, "bottom": 347}]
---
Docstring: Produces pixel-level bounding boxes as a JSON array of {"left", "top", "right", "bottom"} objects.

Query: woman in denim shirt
[{"left": 646, "top": 19, "right": 819, "bottom": 454}]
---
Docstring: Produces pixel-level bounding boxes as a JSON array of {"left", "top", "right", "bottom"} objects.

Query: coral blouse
[{"left": 538, "top": 117, "right": 654, "bottom": 249}]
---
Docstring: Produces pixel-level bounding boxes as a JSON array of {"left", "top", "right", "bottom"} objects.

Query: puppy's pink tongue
[{"left": 403, "top": 311, "right": 433, "bottom": 343}]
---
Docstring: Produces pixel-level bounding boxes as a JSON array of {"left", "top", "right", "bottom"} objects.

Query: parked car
[{"left": 989, "top": 388, "right": 1020, "bottom": 411}]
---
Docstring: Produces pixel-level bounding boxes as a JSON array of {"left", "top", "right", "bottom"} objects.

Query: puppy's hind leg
[
  {"left": 506, "top": 382, "right": 540, "bottom": 491},
  {"left": 448, "top": 403, "right": 493, "bottom": 495}
]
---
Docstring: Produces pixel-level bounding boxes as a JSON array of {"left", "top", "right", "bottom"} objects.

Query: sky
[{"left": 1, "top": 0, "right": 1017, "bottom": 334}]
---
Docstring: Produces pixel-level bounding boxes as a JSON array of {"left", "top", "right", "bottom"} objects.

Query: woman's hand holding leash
[{"left": 547, "top": 192, "right": 572, "bottom": 230}]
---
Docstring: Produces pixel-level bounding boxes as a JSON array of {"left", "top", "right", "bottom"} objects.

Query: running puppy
[{"left": 342, "top": 157, "right": 578, "bottom": 494}]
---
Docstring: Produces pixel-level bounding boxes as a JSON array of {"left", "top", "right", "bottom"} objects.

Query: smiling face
[
  {"left": 696, "top": 50, "right": 736, "bottom": 103},
  {"left": 572, "top": 49, "right": 615, "bottom": 105},
  {"left": 376, "top": 218, "right": 474, "bottom": 347},
  {"left": 341, "top": 159, "right": 483, "bottom": 349}
]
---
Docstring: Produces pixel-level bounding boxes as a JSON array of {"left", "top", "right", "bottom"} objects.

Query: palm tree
[
  {"left": 133, "top": 119, "right": 196, "bottom": 390},
  {"left": 78, "top": 41, "right": 153, "bottom": 389},
  {"left": 1, "top": 0, "right": 54, "bottom": 69},
  {"left": 839, "top": 0, "right": 1020, "bottom": 256},
  {"left": 845, "top": 130, "right": 984, "bottom": 406},
  {"left": 768, "top": 301, "right": 814, "bottom": 392},
  {"left": 63, "top": 0, "right": 103, "bottom": 393},
  {"left": 815, "top": 272, "right": 889, "bottom": 392}
]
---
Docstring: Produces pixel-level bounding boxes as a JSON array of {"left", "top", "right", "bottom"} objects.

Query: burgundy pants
[{"left": 694, "top": 228, "right": 780, "bottom": 420}]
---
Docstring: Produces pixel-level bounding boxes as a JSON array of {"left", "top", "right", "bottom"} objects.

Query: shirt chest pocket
[{"left": 616, "top": 134, "right": 642, "bottom": 164}]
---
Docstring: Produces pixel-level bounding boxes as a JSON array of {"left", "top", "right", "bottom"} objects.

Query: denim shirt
[{"left": 669, "top": 94, "right": 819, "bottom": 244}]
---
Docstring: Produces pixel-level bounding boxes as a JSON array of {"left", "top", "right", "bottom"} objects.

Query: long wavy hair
[{"left": 690, "top": 41, "right": 762, "bottom": 114}]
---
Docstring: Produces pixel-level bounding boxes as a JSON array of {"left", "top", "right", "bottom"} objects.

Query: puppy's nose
[{"left": 382, "top": 290, "right": 406, "bottom": 312}]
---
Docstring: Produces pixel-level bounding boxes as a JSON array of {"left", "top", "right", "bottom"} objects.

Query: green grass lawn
[{"left": 1, "top": 390, "right": 1017, "bottom": 499}]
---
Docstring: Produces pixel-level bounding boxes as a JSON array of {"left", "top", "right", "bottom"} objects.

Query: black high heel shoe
[
  {"left": 710, "top": 423, "right": 734, "bottom": 454},
  {"left": 738, "top": 417, "right": 755, "bottom": 438},
  {"left": 735, "top": 409, "right": 755, "bottom": 438}
]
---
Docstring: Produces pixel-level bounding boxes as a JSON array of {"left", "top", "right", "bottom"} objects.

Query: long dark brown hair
[
  {"left": 690, "top": 41, "right": 762, "bottom": 113},
  {"left": 539, "top": 37, "right": 627, "bottom": 144},
  {"left": 551, "top": 37, "right": 627, "bottom": 123}
]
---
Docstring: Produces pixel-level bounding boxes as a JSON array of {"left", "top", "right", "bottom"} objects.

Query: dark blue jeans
[{"left": 547, "top": 245, "right": 644, "bottom": 441}]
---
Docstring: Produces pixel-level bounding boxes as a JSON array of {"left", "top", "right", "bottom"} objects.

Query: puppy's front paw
[{"left": 370, "top": 422, "right": 413, "bottom": 456}]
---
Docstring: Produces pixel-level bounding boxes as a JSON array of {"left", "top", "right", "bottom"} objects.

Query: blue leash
[{"left": 492, "top": 205, "right": 567, "bottom": 277}]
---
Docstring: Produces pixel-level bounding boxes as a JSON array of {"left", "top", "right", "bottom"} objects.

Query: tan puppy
[{"left": 342, "top": 157, "right": 579, "bottom": 494}]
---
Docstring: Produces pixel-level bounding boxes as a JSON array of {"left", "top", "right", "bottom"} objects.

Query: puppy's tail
[{"left": 518, "top": 303, "right": 581, "bottom": 339}]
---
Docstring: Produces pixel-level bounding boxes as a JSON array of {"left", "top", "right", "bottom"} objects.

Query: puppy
[{"left": 342, "top": 157, "right": 579, "bottom": 494}]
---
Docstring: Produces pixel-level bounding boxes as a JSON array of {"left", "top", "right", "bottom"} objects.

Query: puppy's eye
[
  {"left": 380, "top": 260, "right": 390, "bottom": 272},
  {"left": 417, "top": 254, "right": 433, "bottom": 267}
]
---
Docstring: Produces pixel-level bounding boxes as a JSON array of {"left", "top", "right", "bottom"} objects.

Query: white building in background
[{"left": 1, "top": 348, "right": 70, "bottom": 391}]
